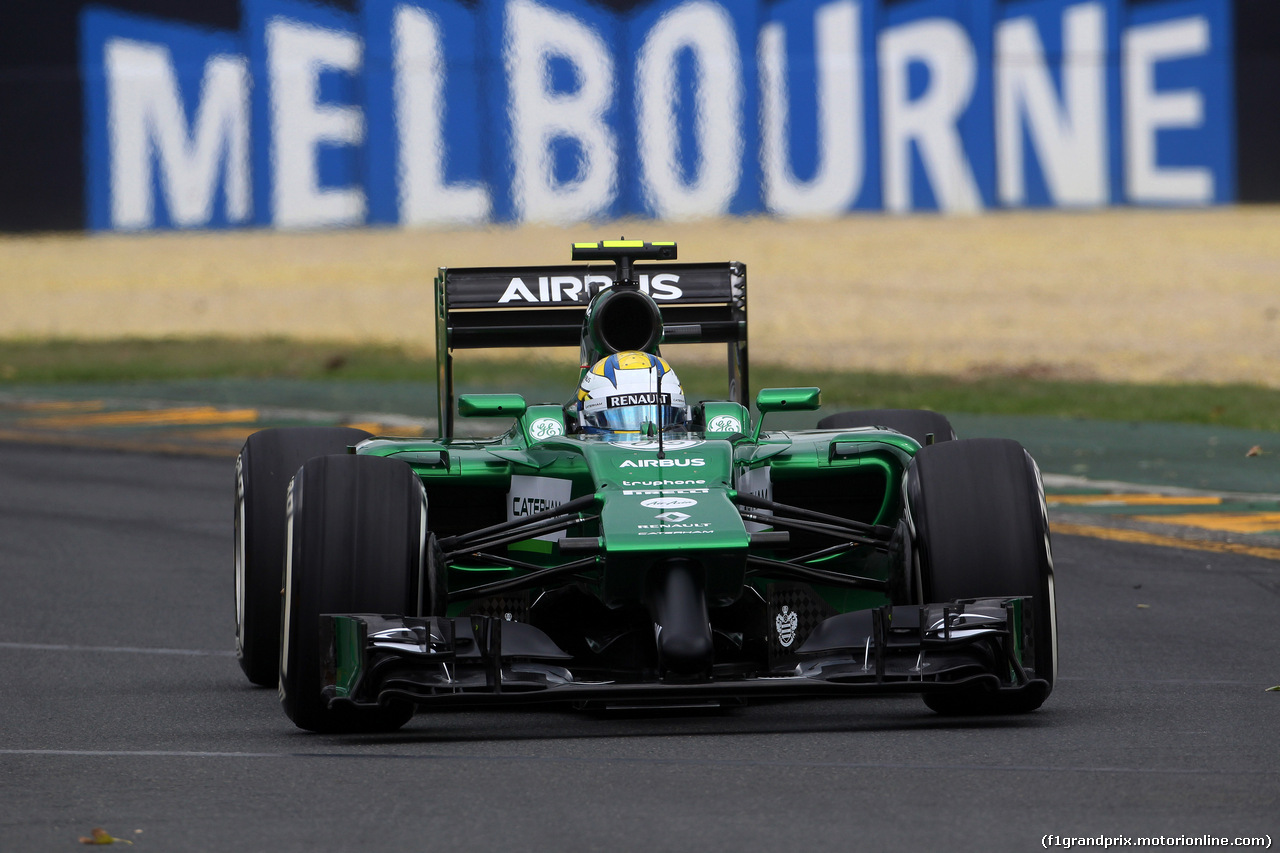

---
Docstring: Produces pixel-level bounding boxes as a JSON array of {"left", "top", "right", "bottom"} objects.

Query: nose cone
[{"left": 646, "top": 558, "right": 714, "bottom": 678}]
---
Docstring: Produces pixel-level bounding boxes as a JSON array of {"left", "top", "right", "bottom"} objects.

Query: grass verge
[{"left": 2, "top": 337, "right": 1278, "bottom": 431}]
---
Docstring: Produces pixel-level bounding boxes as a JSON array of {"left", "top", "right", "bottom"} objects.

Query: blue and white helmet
[{"left": 576, "top": 351, "right": 688, "bottom": 436}]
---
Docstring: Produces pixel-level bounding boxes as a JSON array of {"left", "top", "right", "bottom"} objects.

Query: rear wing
[{"left": 434, "top": 260, "right": 748, "bottom": 437}]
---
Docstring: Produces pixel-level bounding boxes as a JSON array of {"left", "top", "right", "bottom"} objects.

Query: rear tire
[
  {"left": 905, "top": 438, "right": 1056, "bottom": 714},
  {"left": 280, "top": 454, "right": 425, "bottom": 733},
  {"left": 235, "top": 427, "right": 371, "bottom": 686},
  {"left": 817, "top": 409, "right": 956, "bottom": 446}
]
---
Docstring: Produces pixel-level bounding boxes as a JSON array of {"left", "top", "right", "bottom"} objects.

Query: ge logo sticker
[
  {"left": 707, "top": 415, "right": 742, "bottom": 433},
  {"left": 528, "top": 418, "right": 564, "bottom": 440}
]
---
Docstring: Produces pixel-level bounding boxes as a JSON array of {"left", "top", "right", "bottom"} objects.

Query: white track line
[
  {"left": 0, "top": 641, "right": 234, "bottom": 657},
  {"left": 1, "top": 749, "right": 1277, "bottom": 777}
]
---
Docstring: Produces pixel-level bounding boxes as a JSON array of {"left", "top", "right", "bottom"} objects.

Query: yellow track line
[
  {"left": 0, "top": 429, "right": 232, "bottom": 458},
  {"left": 1052, "top": 522, "right": 1280, "bottom": 561},
  {"left": 17, "top": 406, "right": 259, "bottom": 429},
  {"left": 1048, "top": 494, "right": 1222, "bottom": 507},
  {"left": 1132, "top": 512, "right": 1280, "bottom": 535},
  {"left": 2, "top": 400, "right": 107, "bottom": 413}
]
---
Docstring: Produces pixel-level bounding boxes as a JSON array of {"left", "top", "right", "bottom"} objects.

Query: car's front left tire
[
  {"left": 905, "top": 438, "right": 1057, "bottom": 715},
  {"left": 817, "top": 408, "right": 956, "bottom": 446}
]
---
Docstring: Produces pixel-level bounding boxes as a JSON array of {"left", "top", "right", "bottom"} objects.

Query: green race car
[{"left": 234, "top": 240, "right": 1057, "bottom": 732}]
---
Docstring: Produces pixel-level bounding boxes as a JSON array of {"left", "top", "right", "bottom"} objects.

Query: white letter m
[{"left": 106, "top": 38, "right": 250, "bottom": 228}]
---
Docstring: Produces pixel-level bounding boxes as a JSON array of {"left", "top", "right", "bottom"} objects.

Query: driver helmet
[{"left": 576, "top": 351, "right": 688, "bottom": 438}]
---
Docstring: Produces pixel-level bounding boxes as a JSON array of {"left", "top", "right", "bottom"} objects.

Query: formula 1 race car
[{"left": 234, "top": 240, "right": 1057, "bottom": 732}]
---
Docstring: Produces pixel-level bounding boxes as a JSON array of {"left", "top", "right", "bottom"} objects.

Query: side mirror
[
  {"left": 755, "top": 387, "right": 821, "bottom": 414},
  {"left": 753, "top": 387, "right": 821, "bottom": 440},
  {"left": 458, "top": 393, "right": 528, "bottom": 419}
]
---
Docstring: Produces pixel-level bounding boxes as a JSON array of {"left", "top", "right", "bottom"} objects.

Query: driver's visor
[{"left": 586, "top": 404, "right": 686, "bottom": 433}]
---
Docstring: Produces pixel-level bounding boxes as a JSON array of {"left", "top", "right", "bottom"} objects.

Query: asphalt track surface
[{"left": 2, "top": 441, "right": 1278, "bottom": 852}]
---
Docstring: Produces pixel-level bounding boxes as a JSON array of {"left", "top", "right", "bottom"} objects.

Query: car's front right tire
[
  {"left": 280, "top": 454, "right": 426, "bottom": 733},
  {"left": 235, "top": 427, "right": 371, "bottom": 687}
]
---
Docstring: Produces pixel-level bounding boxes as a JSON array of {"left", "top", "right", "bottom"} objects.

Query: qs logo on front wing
[{"left": 776, "top": 606, "right": 799, "bottom": 648}]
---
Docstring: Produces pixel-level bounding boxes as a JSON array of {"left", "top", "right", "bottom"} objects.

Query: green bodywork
[{"left": 358, "top": 394, "right": 918, "bottom": 616}]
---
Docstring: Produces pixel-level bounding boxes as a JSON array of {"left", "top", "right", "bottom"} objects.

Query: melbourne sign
[{"left": 80, "top": 0, "right": 1234, "bottom": 230}]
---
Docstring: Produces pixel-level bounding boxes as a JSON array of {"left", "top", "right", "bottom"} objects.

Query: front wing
[{"left": 320, "top": 598, "right": 1050, "bottom": 711}]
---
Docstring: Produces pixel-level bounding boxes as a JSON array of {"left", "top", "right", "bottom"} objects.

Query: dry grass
[{"left": 2, "top": 207, "right": 1279, "bottom": 386}]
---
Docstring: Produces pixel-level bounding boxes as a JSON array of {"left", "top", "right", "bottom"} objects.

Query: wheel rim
[
  {"left": 234, "top": 454, "right": 247, "bottom": 660},
  {"left": 280, "top": 475, "right": 297, "bottom": 687}
]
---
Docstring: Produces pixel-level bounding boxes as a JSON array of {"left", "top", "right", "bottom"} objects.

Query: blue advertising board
[
  {"left": 363, "top": 0, "right": 490, "bottom": 226},
  {"left": 81, "top": 8, "right": 252, "bottom": 229},
  {"left": 78, "top": 0, "right": 1237, "bottom": 230},
  {"left": 995, "top": 0, "right": 1124, "bottom": 207},
  {"left": 759, "top": 0, "right": 881, "bottom": 214}
]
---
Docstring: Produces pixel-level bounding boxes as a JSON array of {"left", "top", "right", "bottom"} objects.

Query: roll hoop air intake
[{"left": 572, "top": 240, "right": 676, "bottom": 358}]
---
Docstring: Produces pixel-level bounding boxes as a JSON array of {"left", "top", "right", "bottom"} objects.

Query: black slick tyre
[
  {"left": 234, "top": 427, "right": 371, "bottom": 687},
  {"left": 905, "top": 438, "right": 1057, "bottom": 714},
  {"left": 280, "top": 454, "right": 426, "bottom": 732},
  {"left": 817, "top": 409, "right": 956, "bottom": 446}
]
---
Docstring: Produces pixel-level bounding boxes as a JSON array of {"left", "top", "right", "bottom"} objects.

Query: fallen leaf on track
[{"left": 78, "top": 828, "right": 133, "bottom": 845}]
